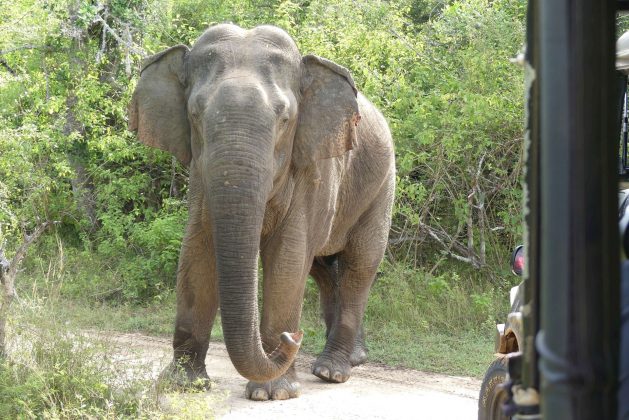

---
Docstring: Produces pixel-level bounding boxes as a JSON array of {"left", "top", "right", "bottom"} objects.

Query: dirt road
[{"left": 105, "top": 332, "right": 481, "bottom": 420}]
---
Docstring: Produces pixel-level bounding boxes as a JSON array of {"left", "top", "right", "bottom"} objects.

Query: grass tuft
[{"left": 1, "top": 303, "right": 161, "bottom": 418}]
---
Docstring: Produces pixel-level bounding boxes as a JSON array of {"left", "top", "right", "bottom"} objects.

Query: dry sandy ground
[{"left": 103, "top": 332, "right": 481, "bottom": 420}]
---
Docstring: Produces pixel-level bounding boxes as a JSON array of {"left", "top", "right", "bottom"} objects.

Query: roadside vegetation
[
  {"left": 0, "top": 300, "right": 162, "bottom": 418},
  {"left": 1, "top": 0, "right": 525, "bottom": 416}
]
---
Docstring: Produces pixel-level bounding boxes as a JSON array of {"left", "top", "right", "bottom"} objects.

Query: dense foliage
[{"left": 0, "top": 0, "right": 525, "bottom": 304}]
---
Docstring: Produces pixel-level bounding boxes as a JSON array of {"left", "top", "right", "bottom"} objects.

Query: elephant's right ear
[{"left": 128, "top": 45, "right": 191, "bottom": 166}]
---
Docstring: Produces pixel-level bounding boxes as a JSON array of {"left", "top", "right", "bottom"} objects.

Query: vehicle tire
[{"left": 478, "top": 356, "right": 511, "bottom": 420}]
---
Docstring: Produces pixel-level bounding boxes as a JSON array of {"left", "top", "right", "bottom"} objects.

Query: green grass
[
  {"left": 2, "top": 296, "right": 223, "bottom": 419},
  {"left": 12, "top": 295, "right": 495, "bottom": 381},
  {"left": 299, "top": 314, "right": 494, "bottom": 378},
  {"left": 15, "top": 249, "right": 510, "bottom": 381},
  {"left": 37, "top": 293, "right": 227, "bottom": 343},
  {"left": 45, "top": 297, "right": 178, "bottom": 337},
  {"left": 1, "top": 302, "right": 161, "bottom": 418},
  {"left": 299, "top": 261, "right": 500, "bottom": 378},
  {"left": 16, "top": 294, "right": 493, "bottom": 379},
  {"left": 367, "top": 327, "right": 494, "bottom": 377}
]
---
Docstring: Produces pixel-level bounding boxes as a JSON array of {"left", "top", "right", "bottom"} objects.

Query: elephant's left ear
[{"left": 292, "top": 55, "right": 360, "bottom": 169}]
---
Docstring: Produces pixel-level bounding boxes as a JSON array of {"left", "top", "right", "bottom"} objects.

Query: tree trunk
[
  {"left": 0, "top": 250, "right": 12, "bottom": 358},
  {"left": 0, "top": 222, "right": 51, "bottom": 358}
]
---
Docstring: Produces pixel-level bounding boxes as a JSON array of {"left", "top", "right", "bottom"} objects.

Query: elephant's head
[{"left": 128, "top": 24, "right": 359, "bottom": 382}]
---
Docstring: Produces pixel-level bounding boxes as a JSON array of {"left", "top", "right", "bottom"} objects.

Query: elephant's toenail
[
  {"left": 251, "top": 389, "right": 269, "bottom": 401},
  {"left": 273, "top": 389, "right": 289, "bottom": 400},
  {"left": 332, "top": 372, "right": 343, "bottom": 382},
  {"left": 316, "top": 366, "right": 330, "bottom": 379},
  {"left": 292, "top": 385, "right": 301, "bottom": 398}
]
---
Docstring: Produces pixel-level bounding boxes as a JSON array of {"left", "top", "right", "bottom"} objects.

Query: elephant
[{"left": 128, "top": 23, "right": 395, "bottom": 401}]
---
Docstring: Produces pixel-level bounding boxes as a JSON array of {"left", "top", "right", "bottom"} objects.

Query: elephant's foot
[
  {"left": 349, "top": 342, "right": 368, "bottom": 367},
  {"left": 158, "top": 358, "right": 211, "bottom": 391},
  {"left": 245, "top": 373, "right": 301, "bottom": 401},
  {"left": 312, "top": 354, "right": 351, "bottom": 383}
]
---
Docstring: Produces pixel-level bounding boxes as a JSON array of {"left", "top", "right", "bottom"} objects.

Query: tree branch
[
  {"left": 0, "top": 45, "right": 44, "bottom": 55},
  {"left": 474, "top": 154, "right": 486, "bottom": 266},
  {"left": 0, "top": 58, "right": 16, "bottom": 75},
  {"left": 389, "top": 221, "right": 482, "bottom": 268},
  {"left": 95, "top": 8, "right": 108, "bottom": 63},
  {"left": 1, "top": 221, "right": 54, "bottom": 357},
  {"left": 92, "top": 15, "right": 145, "bottom": 57},
  {"left": 388, "top": 234, "right": 425, "bottom": 245},
  {"left": 0, "top": 45, "right": 49, "bottom": 76},
  {"left": 0, "top": 248, "right": 9, "bottom": 284},
  {"left": 7, "top": 221, "right": 53, "bottom": 280}
]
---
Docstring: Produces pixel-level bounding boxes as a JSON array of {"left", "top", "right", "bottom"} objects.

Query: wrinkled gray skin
[{"left": 129, "top": 24, "right": 395, "bottom": 401}]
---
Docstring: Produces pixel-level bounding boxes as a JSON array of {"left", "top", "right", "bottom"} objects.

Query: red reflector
[{"left": 511, "top": 245, "right": 524, "bottom": 276}]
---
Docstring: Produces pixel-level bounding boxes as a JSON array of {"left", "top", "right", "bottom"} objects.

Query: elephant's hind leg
[{"left": 310, "top": 255, "right": 338, "bottom": 338}]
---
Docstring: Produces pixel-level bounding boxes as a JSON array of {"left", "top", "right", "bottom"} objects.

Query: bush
[
  {"left": 367, "top": 260, "right": 511, "bottom": 334},
  {"left": 0, "top": 309, "right": 158, "bottom": 418},
  {"left": 1, "top": 0, "right": 525, "bottom": 317},
  {"left": 121, "top": 199, "right": 188, "bottom": 301}
]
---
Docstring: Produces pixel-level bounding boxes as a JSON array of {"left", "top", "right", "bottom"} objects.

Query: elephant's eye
[
  {"left": 274, "top": 102, "right": 290, "bottom": 128},
  {"left": 188, "top": 93, "right": 209, "bottom": 121},
  {"left": 274, "top": 102, "right": 287, "bottom": 115},
  {"left": 277, "top": 112, "right": 290, "bottom": 130},
  {"left": 188, "top": 102, "right": 203, "bottom": 121}
]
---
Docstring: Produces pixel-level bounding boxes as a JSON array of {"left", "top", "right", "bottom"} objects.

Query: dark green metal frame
[{"left": 519, "top": 1, "right": 622, "bottom": 418}]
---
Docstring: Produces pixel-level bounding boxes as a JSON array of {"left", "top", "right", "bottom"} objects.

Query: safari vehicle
[
  {"left": 477, "top": 248, "right": 523, "bottom": 420},
  {"left": 480, "top": 190, "right": 629, "bottom": 419},
  {"left": 480, "top": 188, "right": 629, "bottom": 419},
  {"left": 478, "top": 2, "right": 629, "bottom": 419}
]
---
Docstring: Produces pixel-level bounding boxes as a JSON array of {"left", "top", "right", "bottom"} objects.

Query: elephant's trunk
[{"left": 206, "top": 137, "right": 301, "bottom": 383}]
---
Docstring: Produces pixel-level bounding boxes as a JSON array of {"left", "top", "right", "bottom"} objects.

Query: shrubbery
[
  {"left": 0, "top": 308, "right": 158, "bottom": 418},
  {"left": 0, "top": 6, "right": 524, "bottom": 395},
  {"left": 1, "top": 0, "right": 525, "bottom": 305}
]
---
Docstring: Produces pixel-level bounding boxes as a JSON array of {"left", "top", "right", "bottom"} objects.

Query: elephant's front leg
[
  {"left": 162, "top": 197, "right": 218, "bottom": 389},
  {"left": 312, "top": 195, "right": 390, "bottom": 384},
  {"left": 310, "top": 256, "right": 369, "bottom": 367},
  {"left": 310, "top": 253, "right": 377, "bottom": 384},
  {"left": 245, "top": 228, "right": 309, "bottom": 401}
]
